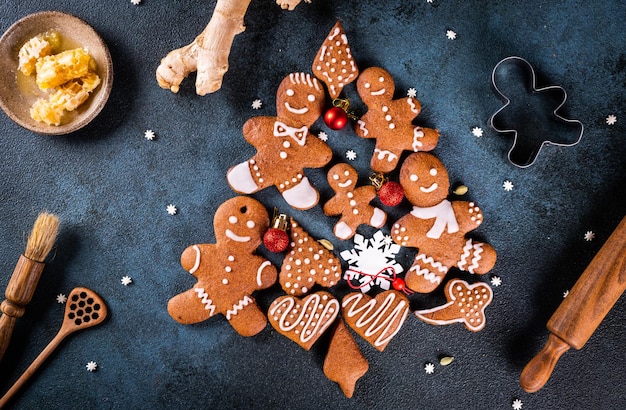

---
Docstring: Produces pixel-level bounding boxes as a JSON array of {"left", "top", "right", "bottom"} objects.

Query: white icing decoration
[
  {"left": 374, "top": 148, "right": 398, "bottom": 162},
  {"left": 188, "top": 245, "right": 201, "bottom": 274},
  {"left": 334, "top": 221, "right": 353, "bottom": 240},
  {"left": 420, "top": 182, "right": 439, "bottom": 193},
  {"left": 407, "top": 97, "right": 419, "bottom": 113},
  {"left": 225, "top": 229, "right": 251, "bottom": 242},
  {"left": 227, "top": 161, "right": 259, "bottom": 194},
  {"left": 281, "top": 176, "right": 318, "bottom": 209},
  {"left": 194, "top": 288, "right": 215, "bottom": 315},
  {"left": 338, "top": 179, "right": 353, "bottom": 188},
  {"left": 269, "top": 294, "right": 339, "bottom": 343},
  {"left": 412, "top": 127, "right": 425, "bottom": 151},
  {"left": 226, "top": 296, "right": 253, "bottom": 320},
  {"left": 342, "top": 292, "right": 409, "bottom": 347},
  {"left": 371, "top": 88, "right": 386, "bottom": 96},
  {"left": 273, "top": 121, "right": 308, "bottom": 146},
  {"left": 357, "top": 120, "right": 369, "bottom": 136},
  {"left": 257, "top": 261, "right": 272, "bottom": 286},
  {"left": 457, "top": 239, "right": 484, "bottom": 273},
  {"left": 410, "top": 201, "right": 459, "bottom": 239}
]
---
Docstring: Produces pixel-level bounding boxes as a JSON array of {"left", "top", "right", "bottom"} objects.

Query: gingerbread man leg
[
  {"left": 405, "top": 252, "right": 450, "bottom": 293},
  {"left": 226, "top": 298, "right": 268, "bottom": 336}
]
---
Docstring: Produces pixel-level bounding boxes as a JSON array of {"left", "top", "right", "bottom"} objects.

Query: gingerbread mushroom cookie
[
  {"left": 312, "top": 21, "right": 359, "bottom": 99},
  {"left": 355, "top": 67, "right": 440, "bottom": 173},
  {"left": 279, "top": 218, "right": 342, "bottom": 295},
  {"left": 323, "top": 319, "right": 369, "bottom": 398},
  {"left": 227, "top": 72, "right": 332, "bottom": 210},
  {"left": 392, "top": 152, "right": 497, "bottom": 293},
  {"left": 341, "top": 290, "right": 410, "bottom": 352},
  {"left": 323, "top": 163, "right": 387, "bottom": 240},
  {"left": 268, "top": 290, "right": 340, "bottom": 350},
  {"left": 414, "top": 279, "right": 493, "bottom": 332},
  {"left": 167, "top": 196, "right": 278, "bottom": 337}
]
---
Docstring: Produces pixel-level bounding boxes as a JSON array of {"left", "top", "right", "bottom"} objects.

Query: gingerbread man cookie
[
  {"left": 323, "top": 163, "right": 387, "bottom": 240},
  {"left": 355, "top": 67, "right": 440, "bottom": 173},
  {"left": 227, "top": 72, "right": 332, "bottom": 210},
  {"left": 392, "top": 152, "right": 497, "bottom": 293},
  {"left": 167, "top": 196, "right": 278, "bottom": 337}
]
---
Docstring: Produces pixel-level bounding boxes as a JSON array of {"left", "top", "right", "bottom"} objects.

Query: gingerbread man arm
[
  {"left": 451, "top": 201, "right": 484, "bottom": 234},
  {"left": 323, "top": 194, "right": 344, "bottom": 217},
  {"left": 242, "top": 116, "right": 276, "bottom": 147},
  {"left": 301, "top": 135, "right": 333, "bottom": 168}
]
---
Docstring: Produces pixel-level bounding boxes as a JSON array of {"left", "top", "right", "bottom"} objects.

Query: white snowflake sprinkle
[
  {"left": 407, "top": 88, "right": 417, "bottom": 98},
  {"left": 446, "top": 30, "right": 457, "bottom": 40},
  {"left": 427, "top": 0, "right": 433, "bottom": 3},
  {"left": 56, "top": 293, "right": 67, "bottom": 304},
  {"left": 472, "top": 127, "right": 483, "bottom": 137},
  {"left": 424, "top": 362, "right": 435, "bottom": 374},
  {"left": 121, "top": 276, "right": 133, "bottom": 286},
  {"left": 144, "top": 129, "right": 155, "bottom": 140},
  {"left": 503, "top": 180, "right": 514, "bottom": 191},
  {"left": 86, "top": 361, "right": 98, "bottom": 372},
  {"left": 606, "top": 114, "right": 617, "bottom": 125},
  {"left": 346, "top": 150, "right": 357, "bottom": 161},
  {"left": 512, "top": 398, "right": 523, "bottom": 410},
  {"left": 490, "top": 276, "right": 502, "bottom": 287},
  {"left": 166, "top": 204, "right": 177, "bottom": 215},
  {"left": 563, "top": 289, "right": 569, "bottom": 298},
  {"left": 130, "top": 0, "right": 141, "bottom": 5},
  {"left": 584, "top": 230, "right": 595, "bottom": 241},
  {"left": 340, "top": 231, "right": 403, "bottom": 294},
  {"left": 318, "top": 131, "right": 328, "bottom": 142},
  {"left": 251, "top": 99, "right": 262, "bottom": 110}
]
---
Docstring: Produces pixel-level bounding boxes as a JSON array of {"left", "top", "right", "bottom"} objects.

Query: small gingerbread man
[
  {"left": 167, "top": 196, "right": 278, "bottom": 337},
  {"left": 323, "top": 163, "right": 386, "bottom": 240},
  {"left": 392, "top": 153, "right": 497, "bottom": 293},
  {"left": 227, "top": 72, "right": 332, "bottom": 210},
  {"left": 355, "top": 67, "right": 440, "bottom": 174}
]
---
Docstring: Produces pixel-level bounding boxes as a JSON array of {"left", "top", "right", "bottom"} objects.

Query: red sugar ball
[
  {"left": 378, "top": 181, "right": 404, "bottom": 206},
  {"left": 263, "top": 228, "right": 289, "bottom": 253},
  {"left": 392, "top": 277, "right": 407, "bottom": 292}
]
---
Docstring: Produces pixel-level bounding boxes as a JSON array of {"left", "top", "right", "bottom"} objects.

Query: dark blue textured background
[{"left": 0, "top": 1, "right": 624, "bottom": 408}]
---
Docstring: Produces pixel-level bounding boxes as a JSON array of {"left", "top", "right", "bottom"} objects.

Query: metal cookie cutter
[{"left": 489, "top": 56, "right": 584, "bottom": 168}]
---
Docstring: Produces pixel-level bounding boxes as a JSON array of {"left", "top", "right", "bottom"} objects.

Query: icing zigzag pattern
[
  {"left": 194, "top": 288, "right": 216, "bottom": 315},
  {"left": 457, "top": 239, "right": 484, "bottom": 274},
  {"left": 226, "top": 296, "right": 253, "bottom": 320}
]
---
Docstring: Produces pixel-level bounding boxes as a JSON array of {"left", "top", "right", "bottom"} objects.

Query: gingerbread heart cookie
[
  {"left": 268, "top": 291, "right": 340, "bottom": 350},
  {"left": 341, "top": 290, "right": 410, "bottom": 352},
  {"left": 279, "top": 218, "right": 342, "bottom": 296}
]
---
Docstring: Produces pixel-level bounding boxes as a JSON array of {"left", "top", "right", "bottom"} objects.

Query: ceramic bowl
[{"left": 0, "top": 11, "right": 113, "bottom": 135}]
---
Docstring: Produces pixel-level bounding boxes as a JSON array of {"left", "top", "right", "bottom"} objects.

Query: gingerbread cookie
[
  {"left": 167, "top": 196, "right": 278, "bottom": 337},
  {"left": 323, "top": 319, "right": 369, "bottom": 398},
  {"left": 323, "top": 163, "right": 386, "bottom": 240},
  {"left": 355, "top": 67, "right": 440, "bottom": 173},
  {"left": 268, "top": 290, "right": 339, "bottom": 350},
  {"left": 392, "top": 152, "right": 497, "bottom": 293},
  {"left": 227, "top": 72, "right": 332, "bottom": 210},
  {"left": 414, "top": 279, "right": 493, "bottom": 332},
  {"left": 341, "top": 290, "right": 410, "bottom": 352},
  {"left": 312, "top": 21, "right": 359, "bottom": 99},
  {"left": 279, "top": 218, "right": 342, "bottom": 295}
]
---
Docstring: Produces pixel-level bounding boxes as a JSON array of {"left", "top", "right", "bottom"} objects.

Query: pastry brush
[{"left": 0, "top": 212, "right": 59, "bottom": 363}]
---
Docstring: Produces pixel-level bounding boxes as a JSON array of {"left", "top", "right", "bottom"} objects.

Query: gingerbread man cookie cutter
[{"left": 489, "top": 56, "right": 584, "bottom": 168}]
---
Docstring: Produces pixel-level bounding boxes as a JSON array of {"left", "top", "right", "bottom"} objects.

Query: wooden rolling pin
[{"left": 520, "top": 215, "right": 626, "bottom": 393}]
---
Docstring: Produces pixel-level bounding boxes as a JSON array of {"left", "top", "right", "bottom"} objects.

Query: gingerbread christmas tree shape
[
  {"left": 313, "top": 21, "right": 359, "bottom": 99},
  {"left": 279, "top": 218, "right": 342, "bottom": 296}
]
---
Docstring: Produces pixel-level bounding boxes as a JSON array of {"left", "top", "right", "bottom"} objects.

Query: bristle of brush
[{"left": 24, "top": 212, "right": 59, "bottom": 262}]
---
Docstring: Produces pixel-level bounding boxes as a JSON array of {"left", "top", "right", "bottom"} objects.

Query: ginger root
[{"left": 156, "top": 0, "right": 311, "bottom": 95}]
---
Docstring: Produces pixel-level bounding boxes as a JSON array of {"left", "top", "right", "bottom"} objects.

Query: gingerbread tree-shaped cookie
[
  {"left": 279, "top": 218, "right": 342, "bottom": 296},
  {"left": 312, "top": 21, "right": 359, "bottom": 99}
]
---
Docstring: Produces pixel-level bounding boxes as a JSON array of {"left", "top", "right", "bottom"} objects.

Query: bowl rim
[{"left": 0, "top": 10, "right": 114, "bottom": 135}]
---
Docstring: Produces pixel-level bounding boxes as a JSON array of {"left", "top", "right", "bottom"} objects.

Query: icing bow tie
[{"left": 273, "top": 121, "right": 308, "bottom": 146}]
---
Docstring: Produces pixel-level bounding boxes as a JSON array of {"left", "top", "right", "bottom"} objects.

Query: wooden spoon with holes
[{"left": 0, "top": 287, "right": 107, "bottom": 407}]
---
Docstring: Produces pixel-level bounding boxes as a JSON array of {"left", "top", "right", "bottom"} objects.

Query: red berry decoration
[
  {"left": 263, "top": 208, "right": 290, "bottom": 252},
  {"left": 324, "top": 106, "right": 348, "bottom": 130},
  {"left": 378, "top": 180, "right": 404, "bottom": 206},
  {"left": 369, "top": 173, "right": 404, "bottom": 206},
  {"left": 392, "top": 277, "right": 407, "bottom": 292}
]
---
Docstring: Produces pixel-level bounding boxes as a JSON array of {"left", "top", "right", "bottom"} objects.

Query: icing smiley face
[
  {"left": 276, "top": 72, "right": 325, "bottom": 126},
  {"left": 357, "top": 67, "right": 395, "bottom": 103},
  {"left": 213, "top": 196, "right": 269, "bottom": 250},
  {"left": 400, "top": 152, "right": 450, "bottom": 207},
  {"left": 327, "top": 163, "right": 357, "bottom": 191}
]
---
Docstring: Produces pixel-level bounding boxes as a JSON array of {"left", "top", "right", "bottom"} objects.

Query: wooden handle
[
  {"left": 0, "top": 313, "right": 18, "bottom": 363},
  {"left": 0, "top": 331, "right": 65, "bottom": 408},
  {"left": 520, "top": 333, "right": 571, "bottom": 393}
]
